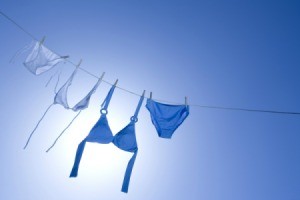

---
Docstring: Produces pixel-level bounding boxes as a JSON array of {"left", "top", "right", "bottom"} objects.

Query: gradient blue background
[{"left": 0, "top": 0, "right": 300, "bottom": 199}]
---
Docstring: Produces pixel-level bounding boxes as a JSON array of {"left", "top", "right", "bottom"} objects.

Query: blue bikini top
[
  {"left": 86, "top": 84, "right": 144, "bottom": 150},
  {"left": 69, "top": 83, "right": 145, "bottom": 193}
]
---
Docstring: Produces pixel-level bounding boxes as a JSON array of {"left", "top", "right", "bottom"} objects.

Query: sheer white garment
[
  {"left": 54, "top": 67, "right": 102, "bottom": 111},
  {"left": 23, "top": 65, "right": 105, "bottom": 150},
  {"left": 23, "top": 41, "right": 67, "bottom": 75}
]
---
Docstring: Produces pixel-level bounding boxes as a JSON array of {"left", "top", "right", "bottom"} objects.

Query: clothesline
[{"left": 1, "top": 10, "right": 300, "bottom": 115}]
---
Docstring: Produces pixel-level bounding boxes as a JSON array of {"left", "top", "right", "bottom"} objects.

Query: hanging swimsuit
[
  {"left": 23, "top": 64, "right": 105, "bottom": 150},
  {"left": 69, "top": 84, "right": 145, "bottom": 193},
  {"left": 23, "top": 40, "right": 68, "bottom": 75},
  {"left": 146, "top": 98, "right": 189, "bottom": 139}
]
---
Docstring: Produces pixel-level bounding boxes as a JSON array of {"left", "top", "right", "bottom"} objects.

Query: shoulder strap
[
  {"left": 101, "top": 84, "right": 116, "bottom": 111},
  {"left": 131, "top": 90, "right": 145, "bottom": 123}
]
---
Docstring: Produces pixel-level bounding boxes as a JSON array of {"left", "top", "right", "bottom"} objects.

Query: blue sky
[{"left": 0, "top": 0, "right": 300, "bottom": 199}]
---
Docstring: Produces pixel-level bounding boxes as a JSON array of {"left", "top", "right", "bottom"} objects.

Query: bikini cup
[{"left": 54, "top": 67, "right": 102, "bottom": 111}]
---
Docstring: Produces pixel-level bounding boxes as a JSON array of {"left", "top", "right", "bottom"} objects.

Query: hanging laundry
[
  {"left": 23, "top": 61, "right": 105, "bottom": 150},
  {"left": 146, "top": 97, "right": 189, "bottom": 139},
  {"left": 69, "top": 82, "right": 145, "bottom": 193},
  {"left": 23, "top": 38, "right": 68, "bottom": 75}
]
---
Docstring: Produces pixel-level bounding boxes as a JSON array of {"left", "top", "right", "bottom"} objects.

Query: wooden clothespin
[
  {"left": 99, "top": 72, "right": 105, "bottom": 80},
  {"left": 185, "top": 96, "right": 188, "bottom": 106},
  {"left": 150, "top": 92, "right": 153, "bottom": 99},
  {"left": 39, "top": 36, "right": 46, "bottom": 45},
  {"left": 113, "top": 79, "right": 118, "bottom": 86},
  {"left": 61, "top": 55, "right": 69, "bottom": 59},
  {"left": 77, "top": 59, "right": 82, "bottom": 68}
]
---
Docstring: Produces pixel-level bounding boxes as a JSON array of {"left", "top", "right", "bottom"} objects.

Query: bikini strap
[
  {"left": 100, "top": 84, "right": 116, "bottom": 114},
  {"left": 66, "top": 60, "right": 81, "bottom": 85},
  {"left": 130, "top": 90, "right": 145, "bottom": 123},
  {"left": 59, "top": 63, "right": 79, "bottom": 90},
  {"left": 69, "top": 63, "right": 80, "bottom": 84},
  {"left": 121, "top": 149, "right": 138, "bottom": 193},
  {"left": 69, "top": 138, "right": 87, "bottom": 177}
]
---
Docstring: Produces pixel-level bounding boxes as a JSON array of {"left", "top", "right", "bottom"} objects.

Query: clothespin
[
  {"left": 142, "top": 90, "right": 146, "bottom": 97},
  {"left": 61, "top": 55, "right": 69, "bottom": 59},
  {"left": 99, "top": 72, "right": 105, "bottom": 80},
  {"left": 185, "top": 96, "right": 188, "bottom": 106},
  {"left": 150, "top": 92, "right": 152, "bottom": 99},
  {"left": 113, "top": 79, "right": 118, "bottom": 86},
  {"left": 76, "top": 59, "right": 82, "bottom": 68},
  {"left": 39, "top": 36, "right": 46, "bottom": 45}
]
